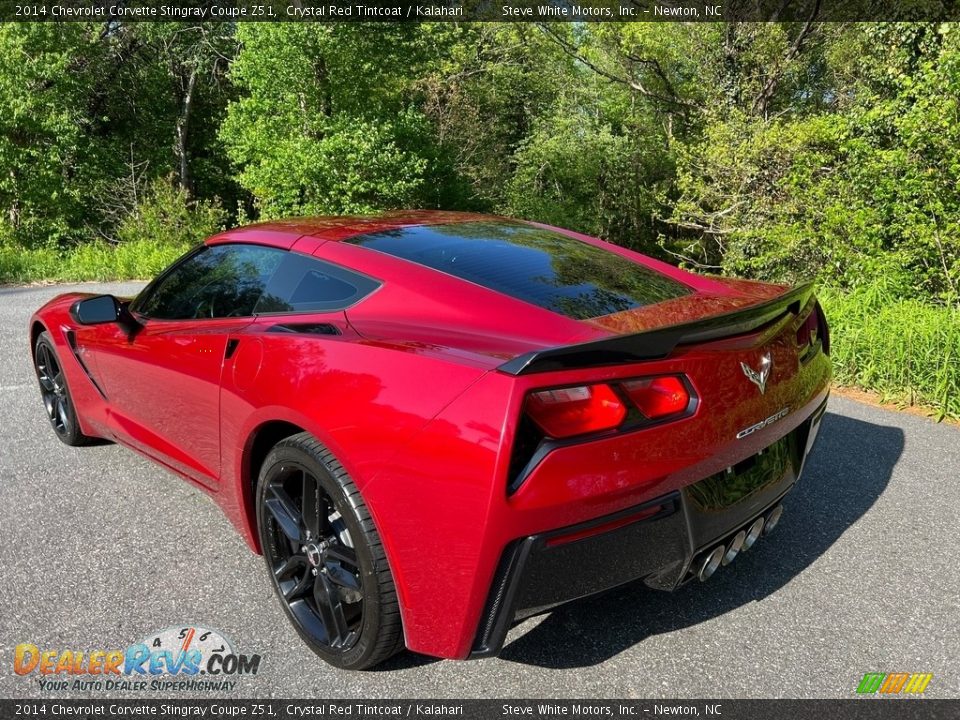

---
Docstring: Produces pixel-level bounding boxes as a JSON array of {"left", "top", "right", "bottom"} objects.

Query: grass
[
  {"left": 0, "top": 239, "right": 190, "bottom": 284},
  {"left": 819, "top": 283, "right": 960, "bottom": 421}
]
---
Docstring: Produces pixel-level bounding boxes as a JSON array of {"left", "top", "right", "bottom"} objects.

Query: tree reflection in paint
[{"left": 349, "top": 221, "right": 691, "bottom": 320}]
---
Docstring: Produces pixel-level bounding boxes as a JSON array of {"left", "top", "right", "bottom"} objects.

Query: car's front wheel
[
  {"left": 256, "top": 432, "right": 404, "bottom": 670},
  {"left": 33, "top": 331, "right": 95, "bottom": 447}
]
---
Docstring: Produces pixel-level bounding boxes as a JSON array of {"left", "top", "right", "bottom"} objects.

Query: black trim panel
[
  {"left": 471, "top": 539, "right": 538, "bottom": 658},
  {"left": 497, "top": 283, "right": 814, "bottom": 375},
  {"left": 469, "top": 493, "right": 684, "bottom": 659},
  {"left": 266, "top": 323, "right": 342, "bottom": 336},
  {"left": 64, "top": 330, "right": 107, "bottom": 400},
  {"left": 469, "top": 397, "right": 828, "bottom": 659}
]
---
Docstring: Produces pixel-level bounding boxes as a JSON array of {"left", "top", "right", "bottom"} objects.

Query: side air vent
[
  {"left": 64, "top": 330, "right": 107, "bottom": 399},
  {"left": 267, "top": 323, "right": 341, "bottom": 336}
]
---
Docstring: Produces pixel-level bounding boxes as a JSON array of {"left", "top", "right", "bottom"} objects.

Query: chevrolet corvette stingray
[{"left": 29, "top": 211, "right": 830, "bottom": 669}]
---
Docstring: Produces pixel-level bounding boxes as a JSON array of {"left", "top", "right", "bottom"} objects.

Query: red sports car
[{"left": 29, "top": 212, "right": 830, "bottom": 669}]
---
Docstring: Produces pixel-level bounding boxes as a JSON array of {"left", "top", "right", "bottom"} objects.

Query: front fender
[{"left": 28, "top": 294, "right": 110, "bottom": 439}]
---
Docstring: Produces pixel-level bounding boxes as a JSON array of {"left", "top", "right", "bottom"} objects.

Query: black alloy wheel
[
  {"left": 256, "top": 433, "right": 403, "bottom": 670},
  {"left": 33, "top": 331, "right": 94, "bottom": 446}
]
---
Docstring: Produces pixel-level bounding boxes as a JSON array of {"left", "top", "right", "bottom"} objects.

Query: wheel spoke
[
  {"left": 36, "top": 346, "right": 55, "bottom": 392},
  {"left": 323, "top": 559, "right": 361, "bottom": 592},
  {"left": 45, "top": 347, "right": 59, "bottom": 378},
  {"left": 56, "top": 398, "right": 69, "bottom": 432},
  {"left": 313, "top": 573, "right": 350, "bottom": 645},
  {"left": 324, "top": 543, "right": 357, "bottom": 566},
  {"left": 274, "top": 554, "right": 306, "bottom": 581},
  {"left": 300, "top": 471, "right": 322, "bottom": 540},
  {"left": 262, "top": 461, "right": 364, "bottom": 654},
  {"left": 43, "top": 394, "right": 56, "bottom": 420},
  {"left": 283, "top": 568, "right": 313, "bottom": 601},
  {"left": 265, "top": 483, "right": 305, "bottom": 543}
]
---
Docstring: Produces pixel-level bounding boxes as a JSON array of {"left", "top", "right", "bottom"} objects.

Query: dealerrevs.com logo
[{"left": 14, "top": 626, "right": 261, "bottom": 693}]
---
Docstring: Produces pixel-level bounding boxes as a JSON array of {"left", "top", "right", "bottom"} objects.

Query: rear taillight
[
  {"left": 815, "top": 301, "right": 830, "bottom": 355},
  {"left": 796, "top": 310, "right": 818, "bottom": 348},
  {"left": 797, "top": 301, "right": 829, "bottom": 356},
  {"left": 525, "top": 384, "right": 626, "bottom": 439},
  {"left": 524, "top": 375, "right": 694, "bottom": 440},
  {"left": 621, "top": 376, "right": 690, "bottom": 419},
  {"left": 510, "top": 374, "right": 697, "bottom": 492}
]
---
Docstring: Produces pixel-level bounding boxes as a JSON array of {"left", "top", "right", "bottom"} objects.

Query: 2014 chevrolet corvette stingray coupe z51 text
[{"left": 29, "top": 212, "right": 830, "bottom": 669}]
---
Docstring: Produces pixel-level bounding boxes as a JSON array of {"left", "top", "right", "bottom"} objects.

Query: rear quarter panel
[
  {"left": 377, "top": 305, "right": 831, "bottom": 659},
  {"left": 216, "top": 318, "right": 492, "bottom": 557}
]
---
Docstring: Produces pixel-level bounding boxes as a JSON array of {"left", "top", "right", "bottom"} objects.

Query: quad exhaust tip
[
  {"left": 763, "top": 505, "right": 784, "bottom": 535},
  {"left": 698, "top": 546, "right": 725, "bottom": 582},
  {"left": 699, "top": 506, "right": 785, "bottom": 582},
  {"left": 743, "top": 517, "right": 765, "bottom": 551},
  {"left": 722, "top": 530, "right": 746, "bottom": 566}
]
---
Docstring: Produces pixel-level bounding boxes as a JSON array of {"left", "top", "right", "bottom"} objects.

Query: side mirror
[{"left": 71, "top": 295, "right": 122, "bottom": 325}]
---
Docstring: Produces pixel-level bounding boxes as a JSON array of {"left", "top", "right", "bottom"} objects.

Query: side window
[
  {"left": 133, "top": 245, "right": 286, "bottom": 320},
  {"left": 254, "top": 253, "right": 380, "bottom": 314}
]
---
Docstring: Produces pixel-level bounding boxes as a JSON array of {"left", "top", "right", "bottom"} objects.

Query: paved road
[{"left": 1, "top": 282, "right": 958, "bottom": 700}]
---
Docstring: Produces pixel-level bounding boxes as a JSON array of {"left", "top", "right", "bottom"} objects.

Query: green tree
[
  {"left": 221, "top": 24, "right": 451, "bottom": 217},
  {"left": 0, "top": 24, "right": 102, "bottom": 247},
  {"left": 0, "top": 22, "right": 239, "bottom": 249}
]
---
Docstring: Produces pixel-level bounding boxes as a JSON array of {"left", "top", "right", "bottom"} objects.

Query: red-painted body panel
[
  {"left": 360, "top": 318, "right": 830, "bottom": 658},
  {"left": 29, "top": 212, "right": 831, "bottom": 661},
  {"left": 315, "top": 241, "right": 606, "bottom": 365}
]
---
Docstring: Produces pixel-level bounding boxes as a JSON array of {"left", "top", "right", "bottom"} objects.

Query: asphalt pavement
[{"left": 1, "top": 282, "right": 958, "bottom": 699}]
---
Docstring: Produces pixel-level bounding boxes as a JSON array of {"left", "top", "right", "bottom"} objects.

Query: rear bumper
[{"left": 470, "top": 394, "right": 828, "bottom": 658}]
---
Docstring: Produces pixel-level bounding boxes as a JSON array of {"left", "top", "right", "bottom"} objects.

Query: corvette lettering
[{"left": 736, "top": 407, "right": 791, "bottom": 439}]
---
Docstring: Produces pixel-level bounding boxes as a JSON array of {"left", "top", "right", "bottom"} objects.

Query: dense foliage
[
  {"left": 0, "top": 21, "right": 957, "bottom": 415},
  {"left": 819, "top": 282, "right": 960, "bottom": 420}
]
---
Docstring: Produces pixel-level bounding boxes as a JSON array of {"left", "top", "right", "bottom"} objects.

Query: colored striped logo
[{"left": 857, "top": 672, "right": 933, "bottom": 695}]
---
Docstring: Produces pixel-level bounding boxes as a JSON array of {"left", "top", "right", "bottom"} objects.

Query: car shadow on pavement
[{"left": 496, "top": 411, "right": 905, "bottom": 669}]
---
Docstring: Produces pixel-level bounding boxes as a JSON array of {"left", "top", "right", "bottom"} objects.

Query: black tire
[
  {"left": 256, "top": 432, "right": 404, "bottom": 670},
  {"left": 33, "top": 331, "right": 95, "bottom": 447}
]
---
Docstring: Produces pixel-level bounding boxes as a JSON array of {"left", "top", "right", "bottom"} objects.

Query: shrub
[
  {"left": 820, "top": 281, "right": 960, "bottom": 420},
  {"left": 116, "top": 178, "right": 226, "bottom": 249},
  {"left": 0, "top": 180, "right": 225, "bottom": 283}
]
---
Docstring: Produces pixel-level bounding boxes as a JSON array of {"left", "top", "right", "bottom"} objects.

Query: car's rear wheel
[
  {"left": 256, "top": 432, "right": 404, "bottom": 670},
  {"left": 33, "top": 331, "right": 95, "bottom": 447}
]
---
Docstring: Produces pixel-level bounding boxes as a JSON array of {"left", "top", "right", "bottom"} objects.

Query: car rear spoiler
[{"left": 497, "top": 283, "right": 815, "bottom": 376}]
